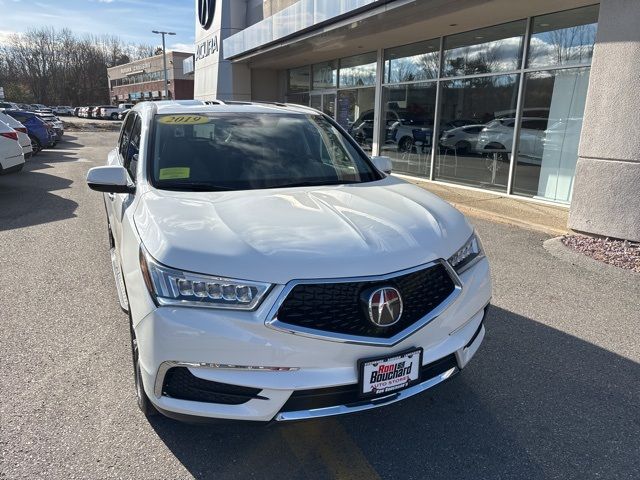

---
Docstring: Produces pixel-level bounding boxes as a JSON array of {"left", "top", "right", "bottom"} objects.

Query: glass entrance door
[{"left": 337, "top": 87, "right": 376, "bottom": 152}]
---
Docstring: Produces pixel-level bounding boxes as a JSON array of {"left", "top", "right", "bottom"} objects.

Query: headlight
[
  {"left": 139, "top": 247, "right": 272, "bottom": 310},
  {"left": 448, "top": 233, "right": 484, "bottom": 273}
]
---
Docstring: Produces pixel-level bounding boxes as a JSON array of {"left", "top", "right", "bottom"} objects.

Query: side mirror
[
  {"left": 371, "top": 155, "right": 393, "bottom": 174},
  {"left": 86, "top": 166, "right": 135, "bottom": 194}
]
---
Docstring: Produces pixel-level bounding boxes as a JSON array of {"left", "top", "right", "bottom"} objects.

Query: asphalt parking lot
[{"left": 0, "top": 132, "right": 638, "bottom": 480}]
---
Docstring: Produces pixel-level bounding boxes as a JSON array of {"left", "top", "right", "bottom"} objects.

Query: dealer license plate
[{"left": 359, "top": 348, "right": 422, "bottom": 398}]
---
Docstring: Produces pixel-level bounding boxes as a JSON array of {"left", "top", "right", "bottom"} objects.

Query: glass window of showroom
[
  {"left": 285, "top": 4, "right": 598, "bottom": 204},
  {"left": 287, "top": 52, "right": 377, "bottom": 153}
]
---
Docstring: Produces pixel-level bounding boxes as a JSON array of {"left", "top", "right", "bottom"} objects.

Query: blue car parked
[{"left": 3, "top": 110, "right": 57, "bottom": 154}]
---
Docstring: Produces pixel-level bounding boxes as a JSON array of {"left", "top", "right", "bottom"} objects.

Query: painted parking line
[{"left": 280, "top": 419, "right": 380, "bottom": 480}]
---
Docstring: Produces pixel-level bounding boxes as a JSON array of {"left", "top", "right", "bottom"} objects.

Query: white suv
[{"left": 87, "top": 101, "right": 491, "bottom": 422}]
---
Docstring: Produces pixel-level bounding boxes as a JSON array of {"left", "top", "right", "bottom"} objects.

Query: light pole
[{"left": 152, "top": 30, "right": 176, "bottom": 100}]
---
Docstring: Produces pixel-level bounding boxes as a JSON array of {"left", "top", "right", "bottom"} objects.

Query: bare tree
[{"left": 1, "top": 27, "right": 155, "bottom": 105}]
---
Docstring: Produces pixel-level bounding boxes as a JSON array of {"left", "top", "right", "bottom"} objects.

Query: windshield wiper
[{"left": 158, "top": 182, "right": 236, "bottom": 192}]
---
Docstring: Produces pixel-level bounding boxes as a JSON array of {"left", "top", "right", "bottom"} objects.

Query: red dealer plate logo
[{"left": 358, "top": 348, "right": 423, "bottom": 398}]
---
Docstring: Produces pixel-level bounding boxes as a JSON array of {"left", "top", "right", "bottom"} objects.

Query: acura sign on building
[
  {"left": 198, "top": 0, "right": 215, "bottom": 29},
  {"left": 193, "top": 0, "right": 251, "bottom": 101}
]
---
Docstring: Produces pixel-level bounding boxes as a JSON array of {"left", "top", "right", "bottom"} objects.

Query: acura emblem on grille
[{"left": 365, "top": 287, "right": 403, "bottom": 327}]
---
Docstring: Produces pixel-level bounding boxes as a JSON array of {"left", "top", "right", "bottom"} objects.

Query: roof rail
[
  {"left": 247, "top": 100, "right": 288, "bottom": 108},
  {"left": 193, "top": 99, "right": 323, "bottom": 114},
  {"left": 283, "top": 103, "right": 323, "bottom": 114}
]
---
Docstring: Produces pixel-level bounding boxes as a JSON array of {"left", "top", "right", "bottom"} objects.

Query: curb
[
  {"left": 451, "top": 203, "right": 569, "bottom": 237},
  {"left": 543, "top": 237, "right": 639, "bottom": 277}
]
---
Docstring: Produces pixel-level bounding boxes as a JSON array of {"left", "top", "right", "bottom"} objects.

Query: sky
[{"left": 0, "top": 0, "right": 195, "bottom": 52}]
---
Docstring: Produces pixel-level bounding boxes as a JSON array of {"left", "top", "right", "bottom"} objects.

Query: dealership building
[
  {"left": 107, "top": 51, "right": 194, "bottom": 103},
  {"left": 193, "top": 0, "right": 640, "bottom": 242}
]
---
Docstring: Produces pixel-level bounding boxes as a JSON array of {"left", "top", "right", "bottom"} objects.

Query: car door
[{"left": 107, "top": 113, "right": 137, "bottom": 249}]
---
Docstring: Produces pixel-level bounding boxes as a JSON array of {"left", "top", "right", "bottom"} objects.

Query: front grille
[
  {"left": 280, "top": 354, "right": 458, "bottom": 413},
  {"left": 277, "top": 263, "right": 456, "bottom": 338},
  {"left": 162, "top": 367, "right": 265, "bottom": 405}
]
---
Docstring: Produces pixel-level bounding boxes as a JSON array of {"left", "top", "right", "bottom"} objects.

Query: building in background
[
  {"left": 107, "top": 51, "right": 194, "bottom": 104},
  {"left": 193, "top": 0, "right": 640, "bottom": 242}
]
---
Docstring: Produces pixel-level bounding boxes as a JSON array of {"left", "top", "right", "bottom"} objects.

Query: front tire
[
  {"left": 130, "top": 319, "right": 158, "bottom": 417},
  {"left": 110, "top": 113, "right": 118, "bottom": 120},
  {"left": 122, "top": 254, "right": 157, "bottom": 417},
  {"left": 29, "top": 135, "right": 42, "bottom": 155}
]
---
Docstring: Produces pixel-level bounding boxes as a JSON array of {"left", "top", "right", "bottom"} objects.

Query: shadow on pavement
[
  {"left": 0, "top": 152, "right": 78, "bottom": 232},
  {"left": 147, "top": 306, "right": 640, "bottom": 479}
]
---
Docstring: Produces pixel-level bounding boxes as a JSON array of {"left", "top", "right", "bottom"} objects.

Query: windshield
[{"left": 150, "top": 112, "right": 382, "bottom": 191}]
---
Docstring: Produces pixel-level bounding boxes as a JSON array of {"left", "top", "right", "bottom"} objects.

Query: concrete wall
[
  {"left": 167, "top": 52, "right": 195, "bottom": 81},
  {"left": 569, "top": 0, "right": 640, "bottom": 241},
  {"left": 246, "top": 0, "right": 264, "bottom": 25},
  {"left": 250, "top": 69, "right": 280, "bottom": 101}
]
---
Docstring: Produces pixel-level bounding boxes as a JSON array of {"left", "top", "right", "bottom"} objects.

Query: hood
[{"left": 134, "top": 177, "right": 472, "bottom": 284}]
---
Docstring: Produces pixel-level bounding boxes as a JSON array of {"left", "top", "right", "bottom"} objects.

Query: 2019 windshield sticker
[
  {"left": 159, "top": 167, "right": 191, "bottom": 180},
  {"left": 159, "top": 115, "right": 209, "bottom": 125}
]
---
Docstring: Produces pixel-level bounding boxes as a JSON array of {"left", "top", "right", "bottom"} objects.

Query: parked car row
[
  {"left": 0, "top": 119, "right": 27, "bottom": 174},
  {"left": 0, "top": 105, "right": 66, "bottom": 174},
  {"left": 0, "top": 111, "right": 35, "bottom": 174},
  {"left": 76, "top": 103, "right": 133, "bottom": 120},
  {"left": 0, "top": 102, "right": 55, "bottom": 114},
  {"left": 1, "top": 100, "right": 133, "bottom": 121}
]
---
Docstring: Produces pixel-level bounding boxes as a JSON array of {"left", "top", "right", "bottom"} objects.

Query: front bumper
[{"left": 135, "top": 258, "right": 491, "bottom": 422}]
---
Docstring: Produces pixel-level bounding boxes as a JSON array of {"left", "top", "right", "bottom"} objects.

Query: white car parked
[
  {"left": 0, "top": 111, "right": 34, "bottom": 158},
  {"left": 99, "top": 104, "right": 134, "bottom": 120},
  {"left": 0, "top": 122, "right": 25, "bottom": 174},
  {"left": 53, "top": 106, "right": 74, "bottom": 116},
  {"left": 0, "top": 101, "right": 20, "bottom": 110},
  {"left": 87, "top": 101, "right": 491, "bottom": 422},
  {"left": 475, "top": 117, "right": 549, "bottom": 164},
  {"left": 439, "top": 124, "right": 486, "bottom": 154}
]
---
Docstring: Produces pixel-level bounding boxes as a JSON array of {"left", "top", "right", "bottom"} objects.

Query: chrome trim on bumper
[
  {"left": 275, "top": 366, "right": 459, "bottom": 422},
  {"left": 265, "top": 259, "right": 463, "bottom": 347},
  {"left": 153, "top": 361, "right": 299, "bottom": 399}
]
